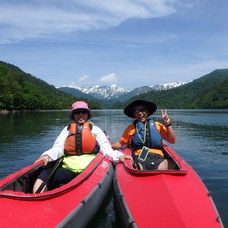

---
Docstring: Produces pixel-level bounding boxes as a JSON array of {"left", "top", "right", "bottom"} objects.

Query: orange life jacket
[{"left": 64, "top": 122, "right": 100, "bottom": 155}]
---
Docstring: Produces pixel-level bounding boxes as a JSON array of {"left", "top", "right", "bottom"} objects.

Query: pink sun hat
[{"left": 69, "top": 101, "right": 92, "bottom": 120}]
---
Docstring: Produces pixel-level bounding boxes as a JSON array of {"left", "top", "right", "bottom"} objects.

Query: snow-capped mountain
[
  {"left": 62, "top": 81, "right": 190, "bottom": 100},
  {"left": 69, "top": 84, "right": 130, "bottom": 99},
  {"left": 150, "top": 81, "right": 190, "bottom": 91},
  {"left": 117, "top": 81, "right": 190, "bottom": 101}
]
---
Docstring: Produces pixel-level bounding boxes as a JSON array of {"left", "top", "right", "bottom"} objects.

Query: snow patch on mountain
[
  {"left": 150, "top": 81, "right": 190, "bottom": 91},
  {"left": 69, "top": 84, "right": 130, "bottom": 99},
  {"left": 67, "top": 81, "right": 190, "bottom": 100}
]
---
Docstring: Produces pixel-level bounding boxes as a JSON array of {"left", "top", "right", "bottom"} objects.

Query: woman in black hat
[{"left": 112, "top": 100, "right": 176, "bottom": 170}]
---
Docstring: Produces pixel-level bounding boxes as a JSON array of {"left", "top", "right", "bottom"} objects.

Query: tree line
[{"left": 0, "top": 61, "right": 102, "bottom": 111}]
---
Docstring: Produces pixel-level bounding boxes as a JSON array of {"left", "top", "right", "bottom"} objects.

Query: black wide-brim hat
[{"left": 124, "top": 100, "right": 157, "bottom": 118}]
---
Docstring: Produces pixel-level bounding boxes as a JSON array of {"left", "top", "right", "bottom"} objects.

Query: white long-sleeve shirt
[{"left": 42, "top": 125, "right": 123, "bottom": 162}]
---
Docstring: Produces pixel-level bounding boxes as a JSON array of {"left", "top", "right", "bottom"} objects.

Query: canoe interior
[
  {"left": 0, "top": 164, "right": 43, "bottom": 193},
  {"left": 122, "top": 145, "right": 188, "bottom": 175}
]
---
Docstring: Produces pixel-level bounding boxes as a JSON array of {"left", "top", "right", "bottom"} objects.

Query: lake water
[{"left": 0, "top": 109, "right": 228, "bottom": 227}]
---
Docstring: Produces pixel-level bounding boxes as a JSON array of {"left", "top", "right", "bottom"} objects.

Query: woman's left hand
[
  {"left": 119, "top": 155, "right": 133, "bottom": 163},
  {"left": 34, "top": 155, "right": 50, "bottom": 166},
  {"left": 162, "top": 109, "right": 171, "bottom": 125}
]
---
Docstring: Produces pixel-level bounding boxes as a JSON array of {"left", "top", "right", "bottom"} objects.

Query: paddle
[
  {"left": 35, "top": 157, "right": 64, "bottom": 193},
  {"left": 129, "top": 147, "right": 142, "bottom": 170}
]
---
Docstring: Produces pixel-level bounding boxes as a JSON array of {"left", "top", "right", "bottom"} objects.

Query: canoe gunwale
[
  {"left": 113, "top": 172, "right": 138, "bottom": 228},
  {"left": 0, "top": 153, "right": 105, "bottom": 200}
]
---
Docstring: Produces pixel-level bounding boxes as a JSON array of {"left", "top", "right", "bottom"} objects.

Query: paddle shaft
[
  {"left": 35, "top": 157, "right": 64, "bottom": 193},
  {"left": 130, "top": 148, "right": 142, "bottom": 170}
]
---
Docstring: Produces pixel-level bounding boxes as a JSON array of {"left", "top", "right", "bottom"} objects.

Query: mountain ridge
[{"left": 59, "top": 81, "right": 189, "bottom": 101}]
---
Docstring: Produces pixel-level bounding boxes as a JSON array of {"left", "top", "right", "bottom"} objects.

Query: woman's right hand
[{"left": 34, "top": 155, "right": 50, "bottom": 165}]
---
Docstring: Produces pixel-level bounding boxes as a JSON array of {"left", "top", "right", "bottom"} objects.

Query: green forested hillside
[
  {"left": 112, "top": 69, "right": 228, "bottom": 109},
  {"left": 189, "top": 78, "right": 228, "bottom": 108},
  {"left": 0, "top": 61, "right": 102, "bottom": 110}
]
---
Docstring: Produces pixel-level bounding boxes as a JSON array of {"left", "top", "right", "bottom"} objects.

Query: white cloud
[
  {"left": 78, "top": 75, "right": 90, "bottom": 82},
  {"left": 100, "top": 73, "right": 117, "bottom": 83},
  {"left": 0, "top": 0, "right": 184, "bottom": 43}
]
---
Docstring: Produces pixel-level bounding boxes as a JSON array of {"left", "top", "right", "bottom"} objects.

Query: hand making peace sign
[{"left": 161, "top": 109, "right": 171, "bottom": 126}]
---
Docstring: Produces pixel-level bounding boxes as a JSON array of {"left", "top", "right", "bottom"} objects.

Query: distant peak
[{"left": 62, "top": 81, "right": 190, "bottom": 100}]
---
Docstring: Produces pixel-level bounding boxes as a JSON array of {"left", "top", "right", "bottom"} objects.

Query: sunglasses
[
  {"left": 133, "top": 107, "right": 147, "bottom": 113},
  {"left": 73, "top": 109, "right": 88, "bottom": 115}
]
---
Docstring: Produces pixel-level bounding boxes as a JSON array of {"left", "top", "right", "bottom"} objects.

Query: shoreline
[{"left": 0, "top": 109, "right": 15, "bottom": 114}]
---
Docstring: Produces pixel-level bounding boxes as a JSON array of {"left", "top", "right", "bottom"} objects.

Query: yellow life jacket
[{"left": 64, "top": 122, "right": 100, "bottom": 155}]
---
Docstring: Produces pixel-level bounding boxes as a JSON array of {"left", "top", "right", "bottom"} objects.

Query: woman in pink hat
[{"left": 33, "top": 101, "right": 127, "bottom": 193}]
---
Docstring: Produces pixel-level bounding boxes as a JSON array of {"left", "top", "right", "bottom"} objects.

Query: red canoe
[
  {"left": 113, "top": 145, "right": 224, "bottom": 228},
  {"left": 0, "top": 153, "right": 113, "bottom": 228}
]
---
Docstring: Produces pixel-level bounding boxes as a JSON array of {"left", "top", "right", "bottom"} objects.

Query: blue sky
[{"left": 0, "top": 0, "right": 228, "bottom": 89}]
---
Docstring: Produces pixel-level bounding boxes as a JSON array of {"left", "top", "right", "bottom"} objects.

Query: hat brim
[{"left": 124, "top": 100, "right": 157, "bottom": 118}]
